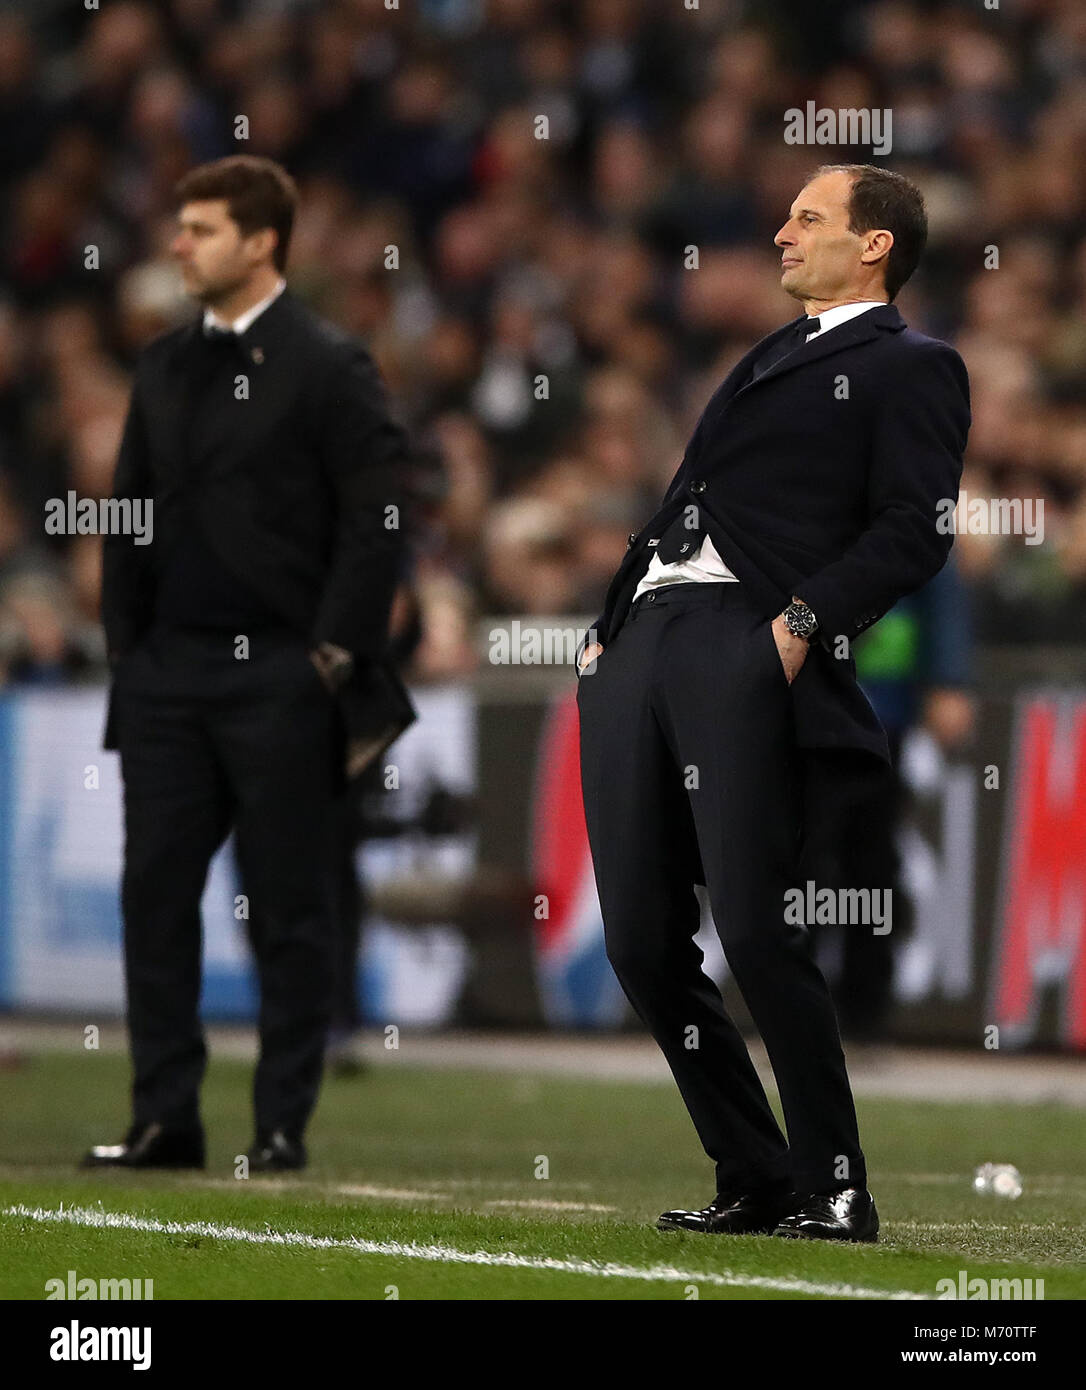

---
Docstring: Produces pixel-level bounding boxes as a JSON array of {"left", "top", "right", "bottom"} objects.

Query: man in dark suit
[
  {"left": 575, "top": 164, "right": 970, "bottom": 1241},
  {"left": 85, "top": 155, "right": 415, "bottom": 1172}
]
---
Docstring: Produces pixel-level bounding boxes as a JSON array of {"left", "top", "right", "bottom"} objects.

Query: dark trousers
[
  {"left": 576, "top": 581, "right": 867, "bottom": 1196},
  {"left": 240, "top": 788, "right": 364, "bottom": 1041},
  {"left": 113, "top": 623, "right": 339, "bottom": 1140}
]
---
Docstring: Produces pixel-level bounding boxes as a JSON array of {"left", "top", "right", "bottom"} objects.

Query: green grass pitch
[{"left": 1, "top": 1048, "right": 1083, "bottom": 1300}]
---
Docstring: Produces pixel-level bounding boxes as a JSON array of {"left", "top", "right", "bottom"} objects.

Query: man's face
[
  {"left": 170, "top": 199, "right": 268, "bottom": 303},
  {"left": 774, "top": 170, "right": 886, "bottom": 305}
]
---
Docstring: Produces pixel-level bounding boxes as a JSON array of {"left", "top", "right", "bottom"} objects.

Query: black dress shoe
[
  {"left": 80, "top": 1122, "right": 205, "bottom": 1170},
  {"left": 657, "top": 1188, "right": 794, "bottom": 1235},
  {"left": 772, "top": 1187, "right": 878, "bottom": 1242},
  {"left": 247, "top": 1130, "right": 307, "bottom": 1172}
]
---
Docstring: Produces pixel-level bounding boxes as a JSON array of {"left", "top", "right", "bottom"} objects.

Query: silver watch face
[{"left": 786, "top": 604, "right": 817, "bottom": 637}]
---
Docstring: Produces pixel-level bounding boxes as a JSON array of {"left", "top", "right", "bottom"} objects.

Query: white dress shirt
[
  {"left": 631, "top": 301, "right": 887, "bottom": 600},
  {"left": 202, "top": 276, "right": 286, "bottom": 335}
]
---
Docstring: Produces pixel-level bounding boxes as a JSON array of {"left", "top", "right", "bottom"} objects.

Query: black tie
[
  {"left": 202, "top": 323, "right": 236, "bottom": 348},
  {"left": 750, "top": 316, "right": 820, "bottom": 382},
  {"left": 655, "top": 500, "right": 706, "bottom": 564}
]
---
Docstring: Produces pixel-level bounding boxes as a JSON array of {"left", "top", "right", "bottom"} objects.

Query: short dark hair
[
  {"left": 174, "top": 156, "right": 298, "bottom": 272},
  {"left": 812, "top": 164, "right": 927, "bottom": 301}
]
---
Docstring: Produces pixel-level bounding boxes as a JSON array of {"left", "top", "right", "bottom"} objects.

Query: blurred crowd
[{"left": 0, "top": 0, "right": 1084, "bottom": 687}]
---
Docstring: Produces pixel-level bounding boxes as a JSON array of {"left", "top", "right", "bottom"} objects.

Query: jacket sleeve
[
  {"left": 100, "top": 364, "right": 155, "bottom": 665},
  {"left": 797, "top": 342, "right": 970, "bottom": 655},
  {"left": 312, "top": 342, "right": 411, "bottom": 660}
]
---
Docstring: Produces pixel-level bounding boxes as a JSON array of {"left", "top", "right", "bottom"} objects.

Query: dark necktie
[
  {"left": 655, "top": 499, "right": 706, "bottom": 564},
  {"left": 201, "top": 322, "right": 237, "bottom": 351},
  {"left": 750, "top": 315, "right": 820, "bottom": 382},
  {"left": 652, "top": 317, "right": 821, "bottom": 565}
]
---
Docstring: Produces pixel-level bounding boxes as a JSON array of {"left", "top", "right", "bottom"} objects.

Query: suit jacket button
[{"left": 690, "top": 480, "right": 707, "bottom": 494}]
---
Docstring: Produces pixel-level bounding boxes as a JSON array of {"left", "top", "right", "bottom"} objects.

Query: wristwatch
[{"left": 782, "top": 599, "right": 818, "bottom": 641}]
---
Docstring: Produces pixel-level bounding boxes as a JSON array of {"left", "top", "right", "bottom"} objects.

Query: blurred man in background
[{"left": 86, "top": 155, "right": 414, "bottom": 1172}]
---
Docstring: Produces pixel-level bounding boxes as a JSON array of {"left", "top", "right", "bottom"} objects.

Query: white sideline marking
[
  {"left": 332, "top": 1184, "right": 442, "bottom": 1201},
  {"left": 193, "top": 1179, "right": 449, "bottom": 1201},
  {"left": 3, "top": 1204, "right": 928, "bottom": 1300},
  {"left": 334, "top": 1186, "right": 617, "bottom": 1212},
  {"left": 483, "top": 1198, "right": 617, "bottom": 1212},
  {"left": 194, "top": 1180, "right": 615, "bottom": 1211}
]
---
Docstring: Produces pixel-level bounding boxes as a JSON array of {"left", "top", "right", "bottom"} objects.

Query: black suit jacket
[
  {"left": 101, "top": 286, "right": 417, "bottom": 778},
  {"left": 581, "top": 303, "right": 971, "bottom": 764}
]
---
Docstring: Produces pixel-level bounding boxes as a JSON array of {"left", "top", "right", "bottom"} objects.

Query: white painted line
[
  {"left": 331, "top": 1186, "right": 617, "bottom": 1212},
  {"left": 331, "top": 1184, "right": 443, "bottom": 1201},
  {"left": 81, "top": 1177, "right": 616, "bottom": 1211},
  {"left": 192, "top": 1179, "right": 453, "bottom": 1201},
  {"left": 2, "top": 1204, "right": 929, "bottom": 1300},
  {"left": 482, "top": 1199, "right": 617, "bottom": 1212}
]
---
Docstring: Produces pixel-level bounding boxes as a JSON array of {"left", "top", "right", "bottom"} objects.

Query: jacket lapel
[
  {"left": 685, "top": 305, "right": 903, "bottom": 455},
  {"left": 734, "top": 302, "right": 903, "bottom": 396},
  {"left": 702, "top": 317, "right": 804, "bottom": 418},
  {"left": 160, "top": 320, "right": 205, "bottom": 478},
  {"left": 234, "top": 284, "right": 298, "bottom": 359}
]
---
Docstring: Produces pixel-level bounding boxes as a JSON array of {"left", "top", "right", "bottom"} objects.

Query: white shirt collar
[
  {"left": 804, "top": 300, "right": 887, "bottom": 338},
  {"left": 203, "top": 277, "right": 286, "bottom": 336}
]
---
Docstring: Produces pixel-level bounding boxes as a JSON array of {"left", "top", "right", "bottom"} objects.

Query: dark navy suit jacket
[{"left": 580, "top": 302, "right": 971, "bottom": 765}]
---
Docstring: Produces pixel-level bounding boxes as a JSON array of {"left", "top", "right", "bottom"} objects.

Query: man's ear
[
  {"left": 860, "top": 228, "right": 894, "bottom": 267},
  {"left": 246, "top": 226, "right": 279, "bottom": 267}
]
